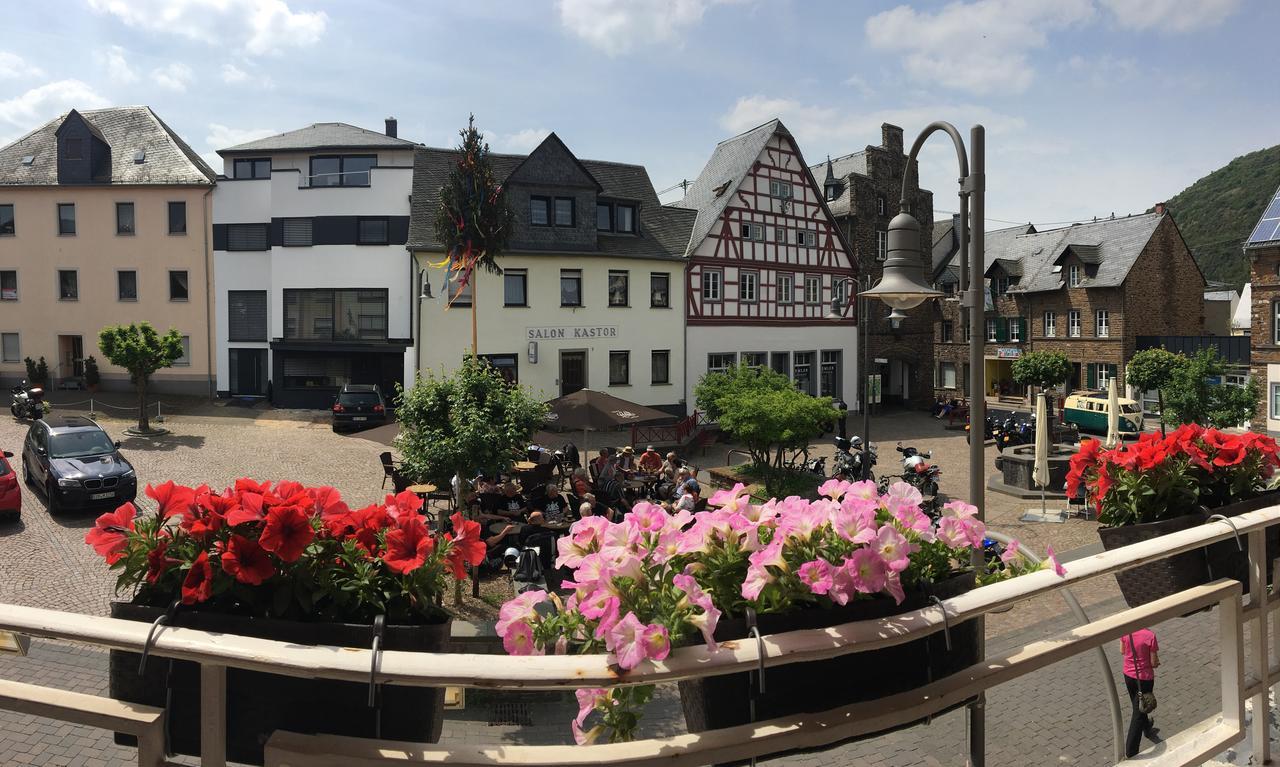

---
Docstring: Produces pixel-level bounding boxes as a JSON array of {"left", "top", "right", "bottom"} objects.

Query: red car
[{"left": 0, "top": 450, "right": 19, "bottom": 521}]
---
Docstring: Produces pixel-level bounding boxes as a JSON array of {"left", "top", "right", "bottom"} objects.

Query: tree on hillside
[
  {"left": 98, "top": 322, "right": 184, "bottom": 433},
  {"left": 1125, "top": 348, "right": 1189, "bottom": 435},
  {"left": 395, "top": 356, "right": 547, "bottom": 489},
  {"left": 1162, "top": 348, "right": 1259, "bottom": 429},
  {"left": 1012, "top": 351, "right": 1071, "bottom": 421},
  {"left": 433, "top": 115, "right": 514, "bottom": 355}
]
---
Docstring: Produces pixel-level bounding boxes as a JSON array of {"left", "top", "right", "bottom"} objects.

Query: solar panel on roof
[{"left": 1249, "top": 189, "right": 1280, "bottom": 245}]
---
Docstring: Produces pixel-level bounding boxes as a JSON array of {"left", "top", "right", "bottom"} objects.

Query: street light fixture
[{"left": 859, "top": 211, "right": 943, "bottom": 310}]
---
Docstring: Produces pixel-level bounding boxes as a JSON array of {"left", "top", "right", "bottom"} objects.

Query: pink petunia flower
[
  {"left": 797, "top": 559, "right": 835, "bottom": 595},
  {"left": 845, "top": 548, "right": 889, "bottom": 594},
  {"left": 641, "top": 623, "right": 671, "bottom": 661},
  {"left": 818, "top": 478, "right": 853, "bottom": 500},
  {"left": 1043, "top": 544, "right": 1068, "bottom": 577},
  {"left": 501, "top": 620, "right": 541, "bottom": 656},
  {"left": 936, "top": 516, "right": 969, "bottom": 549},
  {"left": 496, "top": 589, "right": 548, "bottom": 639},
  {"left": 741, "top": 564, "right": 774, "bottom": 601},
  {"left": 874, "top": 524, "right": 916, "bottom": 572},
  {"left": 608, "top": 612, "right": 650, "bottom": 670},
  {"left": 999, "top": 538, "right": 1022, "bottom": 564},
  {"left": 941, "top": 500, "right": 978, "bottom": 520}
]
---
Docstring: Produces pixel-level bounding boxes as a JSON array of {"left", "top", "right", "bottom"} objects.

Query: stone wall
[{"left": 1249, "top": 244, "right": 1280, "bottom": 423}]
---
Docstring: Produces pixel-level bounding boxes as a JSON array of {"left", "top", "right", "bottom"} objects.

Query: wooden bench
[{"left": 0, "top": 678, "right": 166, "bottom": 766}]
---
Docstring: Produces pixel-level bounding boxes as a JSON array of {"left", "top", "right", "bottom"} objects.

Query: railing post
[
  {"left": 1249, "top": 529, "right": 1272, "bottom": 763},
  {"left": 201, "top": 663, "right": 228, "bottom": 767},
  {"left": 135, "top": 719, "right": 165, "bottom": 767},
  {"left": 1223, "top": 581, "right": 1246, "bottom": 736}
]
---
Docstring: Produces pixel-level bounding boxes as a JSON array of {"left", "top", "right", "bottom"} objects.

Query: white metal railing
[{"left": 2, "top": 506, "right": 1280, "bottom": 766}]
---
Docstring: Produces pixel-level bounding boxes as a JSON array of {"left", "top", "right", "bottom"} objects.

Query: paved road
[{"left": 0, "top": 407, "right": 1247, "bottom": 765}]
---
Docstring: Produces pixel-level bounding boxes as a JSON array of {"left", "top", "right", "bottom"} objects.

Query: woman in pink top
[{"left": 1121, "top": 628, "right": 1161, "bottom": 756}]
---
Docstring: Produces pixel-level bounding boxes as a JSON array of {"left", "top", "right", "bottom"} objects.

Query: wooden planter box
[
  {"left": 1098, "top": 513, "right": 1211, "bottom": 609},
  {"left": 679, "top": 572, "right": 978, "bottom": 763},
  {"left": 108, "top": 602, "right": 449, "bottom": 766}
]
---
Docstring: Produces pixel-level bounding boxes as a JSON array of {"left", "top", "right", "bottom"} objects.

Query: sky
[{"left": 1, "top": 0, "right": 1277, "bottom": 229}]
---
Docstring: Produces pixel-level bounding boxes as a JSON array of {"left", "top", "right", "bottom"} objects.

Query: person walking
[{"left": 1121, "top": 627, "right": 1161, "bottom": 756}]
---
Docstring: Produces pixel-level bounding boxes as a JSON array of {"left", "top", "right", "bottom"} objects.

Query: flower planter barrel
[
  {"left": 108, "top": 602, "right": 449, "bottom": 766},
  {"left": 679, "top": 573, "right": 978, "bottom": 761},
  {"left": 1097, "top": 514, "right": 1212, "bottom": 609}
]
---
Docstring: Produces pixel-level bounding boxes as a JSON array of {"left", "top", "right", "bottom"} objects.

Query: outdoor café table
[
  {"left": 406, "top": 483, "right": 438, "bottom": 526},
  {"left": 513, "top": 460, "right": 537, "bottom": 472},
  {"left": 629, "top": 473, "right": 661, "bottom": 496}
]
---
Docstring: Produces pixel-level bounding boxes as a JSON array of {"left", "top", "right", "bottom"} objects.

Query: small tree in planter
[
  {"left": 83, "top": 355, "right": 100, "bottom": 392},
  {"left": 1162, "top": 347, "right": 1259, "bottom": 429},
  {"left": 1125, "top": 348, "right": 1188, "bottom": 436},
  {"left": 23, "top": 356, "right": 48, "bottom": 386},
  {"left": 97, "top": 322, "right": 183, "bottom": 433},
  {"left": 1012, "top": 350, "right": 1070, "bottom": 423},
  {"left": 396, "top": 355, "right": 547, "bottom": 487},
  {"left": 497, "top": 480, "right": 1062, "bottom": 744},
  {"left": 86, "top": 480, "right": 486, "bottom": 763}
]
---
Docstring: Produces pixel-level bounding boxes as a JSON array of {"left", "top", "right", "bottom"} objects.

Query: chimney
[
  {"left": 385, "top": 117, "right": 397, "bottom": 138},
  {"left": 882, "top": 123, "right": 904, "bottom": 154},
  {"left": 1154, "top": 201, "right": 1166, "bottom": 216}
]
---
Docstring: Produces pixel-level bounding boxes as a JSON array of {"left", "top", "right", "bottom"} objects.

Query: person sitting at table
[
  {"left": 674, "top": 480, "right": 701, "bottom": 513},
  {"left": 474, "top": 472, "right": 496, "bottom": 496},
  {"left": 562, "top": 441, "right": 580, "bottom": 470},
  {"left": 571, "top": 467, "right": 593, "bottom": 498},
  {"left": 496, "top": 481, "right": 527, "bottom": 518},
  {"left": 638, "top": 445, "right": 663, "bottom": 474},
  {"left": 579, "top": 492, "right": 614, "bottom": 521},
  {"left": 618, "top": 446, "right": 637, "bottom": 474},
  {"left": 529, "top": 483, "right": 574, "bottom": 527},
  {"left": 667, "top": 467, "right": 692, "bottom": 500}
]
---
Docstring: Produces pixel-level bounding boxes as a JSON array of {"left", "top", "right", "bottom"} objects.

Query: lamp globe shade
[{"left": 860, "top": 211, "right": 943, "bottom": 310}]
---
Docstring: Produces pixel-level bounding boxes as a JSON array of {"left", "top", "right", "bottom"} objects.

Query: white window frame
[
  {"left": 707, "top": 352, "right": 736, "bottom": 375},
  {"left": 876, "top": 230, "right": 888, "bottom": 261},
  {"left": 0, "top": 332, "right": 18, "bottom": 363},
  {"left": 1069, "top": 310, "right": 1081, "bottom": 338},
  {"left": 777, "top": 273, "right": 793, "bottom": 304},
  {"left": 174, "top": 335, "right": 191, "bottom": 367},
  {"left": 803, "top": 275, "right": 821, "bottom": 305},
  {"left": 739, "top": 222, "right": 764, "bottom": 241},
  {"left": 702, "top": 269, "right": 723, "bottom": 302},
  {"left": 1009, "top": 318, "right": 1022, "bottom": 342},
  {"left": 769, "top": 179, "right": 793, "bottom": 199},
  {"left": 1043, "top": 311, "right": 1056, "bottom": 338},
  {"left": 939, "top": 361, "right": 957, "bottom": 389},
  {"left": 1271, "top": 383, "right": 1280, "bottom": 420},
  {"left": 1096, "top": 364, "right": 1113, "bottom": 390},
  {"left": 739, "top": 271, "right": 759, "bottom": 303},
  {"left": 774, "top": 226, "right": 786, "bottom": 243},
  {"left": 1096, "top": 309, "right": 1109, "bottom": 338},
  {"left": 986, "top": 319, "right": 998, "bottom": 342},
  {"left": 1273, "top": 300, "right": 1280, "bottom": 345},
  {"left": 1069, "top": 264, "right": 1081, "bottom": 288}
]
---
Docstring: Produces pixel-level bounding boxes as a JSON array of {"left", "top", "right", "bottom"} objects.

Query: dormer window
[
  {"left": 63, "top": 138, "right": 83, "bottom": 161},
  {"left": 1069, "top": 264, "right": 1081, "bottom": 288},
  {"left": 233, "top": 158, "right": 271, "bottom": 179},
  {"left": 554, "top": 197, "right": 574, "bottom": 227},
  {"left": 596, "top": 203, "right": 612, "bottom": 231},
  {"left": 615, "top": 204, "right": 636, "bottom": 234},
  {"left": 825, "top": 182, "right": 839, "bottom": 201}
]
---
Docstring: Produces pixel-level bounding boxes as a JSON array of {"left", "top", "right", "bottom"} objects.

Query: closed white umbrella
[
  {"left": 1104, "top": 376, "right": 1121, "bottom": 449},
  {"left": 1031, "top": 391, "right": 1056, "bottom": 520}
]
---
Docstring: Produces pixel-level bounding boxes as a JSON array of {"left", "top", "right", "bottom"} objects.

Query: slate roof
[
  {"left": 932, "top": 214, "right": 958, "bottom": 281},
  {"left": 1012, "top": 213, "right": 1166, "bottom": 293},
  {"left": 217, "top": 122, "right": 418, "bottom": 154},
  {"left": 809, "top": 151, "right": 869, "bottom": 217},
  {"left": 676, "top": 120, "right": 782, "bottom": 257},
  {"left": 406, "top": 145, "right": 695, "bottom": 261},
  {"left": 0, "top": 106, "right": 215, "bottom": 186}
]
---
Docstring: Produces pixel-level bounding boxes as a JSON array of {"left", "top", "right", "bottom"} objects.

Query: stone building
[
  {"left": 931, "top": 207, "right": 1205, "bottom": 401},
  {"left": 810, "top": 124, "right": 935, "bottom": 407},
  {"left": 1246, "top": 183, "right": 1280, "bottom": 429}
]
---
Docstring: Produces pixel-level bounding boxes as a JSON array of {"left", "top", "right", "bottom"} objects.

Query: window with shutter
[
  {"left": 227, "top": 224, "right": 269, "bottom": 251},
  {"left": 995, "top": 317, "right": 1008, "bottom": 342},
  {"left": 282, "top": 218, "right": 313, "bottom": 247},
  {"left": 228, "top": 290, "right": 268, "bottom": 341},
  {"left": 1086, "top": 364, "right": 1097, "bottom": 389}
]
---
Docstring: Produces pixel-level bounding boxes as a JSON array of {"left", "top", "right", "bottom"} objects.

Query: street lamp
[{"left": 861, "top": 120, "right": 987, "bottom": 767}]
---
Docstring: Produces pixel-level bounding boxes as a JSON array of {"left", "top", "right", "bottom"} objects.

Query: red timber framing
[{"left": 686, "top": 134, "right": 857, "bottom": 327}]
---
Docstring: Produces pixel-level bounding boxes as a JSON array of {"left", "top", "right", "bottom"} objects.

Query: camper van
[{"left": 1062, "top": 390, "right": 1144, "bottom": 436}]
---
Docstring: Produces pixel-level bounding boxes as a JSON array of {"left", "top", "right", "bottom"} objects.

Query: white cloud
[
  {"left": 1099, "top": 0, "right": 1240, "bottom": 32},
  {"left": 0, "top": 51, "right": 44, "bottom": 80},
  {"left": 843, "top": 74, "right": 875, "bottom": 98},
  {"left": 1065, "top": 53, "right": 1140, "bottom": 85},
  {"left": 152, "top": 62, "right": 194, "bottom": 92},
  {"left": 86, "top": 0, "right": 327, "bottom": 56},
  {"left": 557, "top": 0, "right": 732, "bottom": 55},
  {"left": 97, "top": 45, "right": 137, "bottom": 85},
  {"left": 221, "top": 63, "right": 249, "bottom": 84},
  {"left": 865, "top": 0, "right": 1095, "bottom": 95},
  {"left": 495, "top": 128, "right": 550, "bottom": 153},
  {"left": 205, "top": 123, "right": 276, "bottom": 153},
  {"left": 0, "top": 80, "right": 108, "bottom": 144}
]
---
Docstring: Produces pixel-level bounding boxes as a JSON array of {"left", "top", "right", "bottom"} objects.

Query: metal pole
[
  {"left": 861, "top": 277, "right": 871, "bottom": 478},
  {"left": 967, "top": 124, "right": 987, "bottom": 767}
]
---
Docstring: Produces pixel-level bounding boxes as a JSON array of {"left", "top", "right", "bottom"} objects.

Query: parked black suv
[
  {"left": 331, "top": 384, "right": 388, "bottom": 432},
  {"left": 22, "top": 416, "right": 137, "bottom": 514}
]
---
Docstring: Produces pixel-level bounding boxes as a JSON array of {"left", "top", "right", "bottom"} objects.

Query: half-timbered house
[{"left": 676, "top": 119, "right": 858, "bottom": 413}]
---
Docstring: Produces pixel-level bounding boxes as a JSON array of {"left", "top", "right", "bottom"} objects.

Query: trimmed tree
[
  {"left": 433, "top": 115, "right": 514, "bottom": 355},
  {"left": 1125, "top": 348, "right": 1188, "bottom": 435},
  {"left": 1011, "top": 350, "right": 1071, "bottom": 422},
  {"left": 694, "top": 362, "right": 792, "bottom": 423},
  {"left": 97, "top": 322, "right": 184, "bottom": 433},
  {"left": 396, "top": 356, "right": 547, "bottom": 489},
  {"left": 1162, "top": 347, "right": 1259, "bottom": 429}
]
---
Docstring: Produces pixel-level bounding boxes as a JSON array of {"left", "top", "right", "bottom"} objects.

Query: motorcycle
[
  {"left": 965, "top": 414, "right": 997, "bottom": 444},
  {"left": 832, "top": 437, "right": 876, "bottom": 482},
  {"left": 996, "top": 417, "right": 1035, "bottom": 452},
  {"left": 895, "top": 442, "right": 941, "bottom": 499},
  {"left": 9, "top": 379, "right": 47, "bottom": 420}
]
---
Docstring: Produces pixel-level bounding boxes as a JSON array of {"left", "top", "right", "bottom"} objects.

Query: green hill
[{"left": 1162, "top": 144, "right": 1280, "bottom": 288}]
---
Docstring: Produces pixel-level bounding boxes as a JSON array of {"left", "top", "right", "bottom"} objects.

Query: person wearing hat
[
  {"left": 638, "top": 445, "right": 662, "bottom": 474},
  {"left": 618, "top": 445, "right": 637, "bottom": 474},
  {"left": 497, "top": 481, "right": 527, "bottom": 519}
]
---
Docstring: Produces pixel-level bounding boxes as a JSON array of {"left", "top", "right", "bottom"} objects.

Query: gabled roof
[
  {"left": 217, "top": 122, "right": 418, "bottom": 154},
  {"left": 933, "top": 221, "right": 1036, "bottom": 280},
  {"left": 406, "top": 144, "right": 694, "bottom": 261},
  {"left": 0, "top": 106, "right": 215, "bottom": 186},
  {"left": 1010, "top": 213, "right": 1168, "bottom": 293},
  {"left": 505, "top": 132, "right": 602, "bottom": 192},
  {"left": 932, "top": 214, "right": 958, "bottom": 281},
  {"left": 987, "top": 257, "right": 1024, "bottom": 278},
  {"left": 810, "top": 150, "right": 869, "bottom": 217},
  {"left": 1056, "top": 242, "right": 1101, "bottom": 264},
  {"left": 676, "top": 120, "right": 781, "bottom": 257}
]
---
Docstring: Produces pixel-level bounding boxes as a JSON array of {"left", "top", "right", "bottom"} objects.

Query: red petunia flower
[
  {"left": 145, "top": 481, "right": 196, "bottom": 520},
  {"left": 84, "top": 502, "right": 137, "bottom": 564},
  {"left": 384, "top": 489, "right": 424, "bottom": 520},
  {"left": 309, "top": 486, "right": 349, "bottom": 520},
  {"left": 444, "top": 512, "right": 486, "bottom": 579},
  {"left": 181, "top": 551, "right": 214, "bottom": 605},
  {"left": 145, "top": 537, "right": 177, "bottom": 585},
  {"left": 347, "top": 504, "right": 392, "bottom": 554},
  {"left": 1213, "top": 443, "right": 1247, "bottom": 467},
  {"left": 234, "top": 478, "right": 272, "bottom": 495},
  {"left": 226, "top": 490, "right": 265, "bottom": 526},
  {"left": 258, "top": 505, "right": 315, "bottom": 563},
  {"left": 273, "top": 480, "right": 306, "bottom": 500},
  {"left": 219, "top": 535, "right": 276, "bottom": 585},
  {"left": 383, "top": 515, "right": 434, "bottom": 574}
]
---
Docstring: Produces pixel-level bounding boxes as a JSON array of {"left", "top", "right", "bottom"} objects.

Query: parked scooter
[
  {"left": 9, "top": 379, "right": 47, "bottom": 420},
  {"left": 832, "top": 436, "right": 876, "bottom": 481},
  {"left": 995, "top": 416, "right": 1036, "bottom": 453},
  {"left": 895, "top": 442, "right": 941, "bottom": 499}
]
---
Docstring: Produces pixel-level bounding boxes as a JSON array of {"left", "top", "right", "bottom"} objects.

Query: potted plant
[
  {"left": 86, "top": 480, "right": 485, "bottom": 765},
  {"left": 83, "top": 355, "right": 100, "bottom": 393},
  {"left": 1068, "top": 425, "right": 1280, "bottom": 606},
  {"left": 498, "top": 479, "right": 1062, "bottom": 748}
]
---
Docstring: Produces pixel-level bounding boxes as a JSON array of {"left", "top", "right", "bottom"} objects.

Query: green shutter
[
  {"left": 1086, "top": 364, "right": 1097, "bottom": 389},
  {"left": 995, "top": 317, "right": 1008, "bottom": 342},
  {"left": 1020, "top": 317, "right": 1028, "bottom": 341}
]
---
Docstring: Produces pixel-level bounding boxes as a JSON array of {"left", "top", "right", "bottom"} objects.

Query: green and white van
[{"left": 1062, "top": 390, "right": 1144, "bottom": 436}]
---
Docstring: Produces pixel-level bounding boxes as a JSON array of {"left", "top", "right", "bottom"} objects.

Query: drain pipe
[
  {"left": 984, "top": 530, "right": 1125, "bottom": 765},
  {"left": 202, "top": 187, "right": 214, "bottom": 400}
]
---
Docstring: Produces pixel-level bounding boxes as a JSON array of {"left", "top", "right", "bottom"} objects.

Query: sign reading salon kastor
[{"left": 526, "top": 325, "right": 618, "bottom": 340}]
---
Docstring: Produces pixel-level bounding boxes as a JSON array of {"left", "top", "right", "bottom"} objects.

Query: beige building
[{"left": 0, "top": 107, "right": 216, "bottom": 394}]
